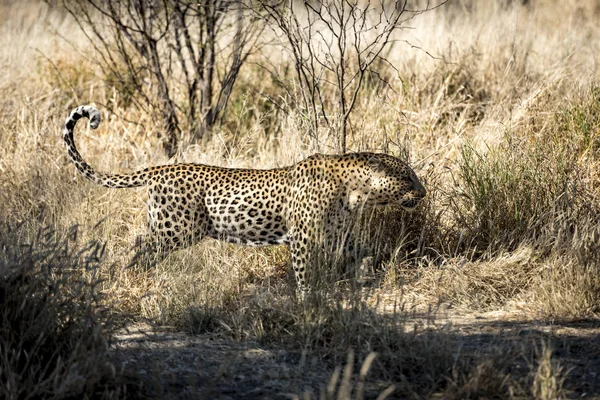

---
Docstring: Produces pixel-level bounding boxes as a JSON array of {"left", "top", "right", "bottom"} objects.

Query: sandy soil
[{"left": 113, "top": 308, "right": 600, "bottom": 399}]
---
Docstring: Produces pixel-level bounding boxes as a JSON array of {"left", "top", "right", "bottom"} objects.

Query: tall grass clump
[
  {"left": 455, "top": 131, "right": 585, "bottom": 254},
  {"left": 0, "top": 223, "right": 127, "bottom": 400},
  {"left": 554, "top": 87, "right": 600, "bottom": 161},
  {"left": 414, "top": 87, "right": 600, "bottom": 318},
  {"left": 452, "top": 87, "right": 600, "bottom": 255}
]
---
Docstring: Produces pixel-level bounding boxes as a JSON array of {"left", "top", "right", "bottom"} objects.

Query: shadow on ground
[{"left": 113, "top": 312, "right": 600, "bottom": 399}]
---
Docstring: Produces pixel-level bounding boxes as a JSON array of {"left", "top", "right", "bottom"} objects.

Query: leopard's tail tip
[
  {"left": 84, "top": 105, "right": 101, "bottom": 129},
  {"left": 68, "top": 105, "right": 101, "bottom": 130}
]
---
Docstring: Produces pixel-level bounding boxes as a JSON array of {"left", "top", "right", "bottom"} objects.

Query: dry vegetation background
[{"left": 1, "top": 0, "right": 600, "bottom": 399}]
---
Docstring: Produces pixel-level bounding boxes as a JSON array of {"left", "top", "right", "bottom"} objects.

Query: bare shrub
[
  {"left": 254, "top": 0, "right": 448, "bottom": 152},
  {"left": 55, "top": 0, "right": 264, "bottom": 156}
]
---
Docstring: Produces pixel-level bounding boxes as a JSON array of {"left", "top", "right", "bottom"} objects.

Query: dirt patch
[
  {"left": 114, "top": 323, "right": 330, "bottom": 399},
  {"left": 113, "top": 310, "right": 600, "bottom": 399}
]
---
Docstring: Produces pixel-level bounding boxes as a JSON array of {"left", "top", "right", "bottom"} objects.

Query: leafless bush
[
  {"left": 56, "top": 0, "right": 264, "bottom": 157},
  {"left": 254, "top": 0, "right": 448, "bottom": 152}
]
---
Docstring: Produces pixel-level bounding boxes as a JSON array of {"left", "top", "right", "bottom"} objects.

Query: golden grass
[{"left": 1, "top": 0, "right": 599, "bottom": 398}]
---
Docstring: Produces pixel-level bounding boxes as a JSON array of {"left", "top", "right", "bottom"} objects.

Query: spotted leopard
[{"left": 63, "top": 105, "right": 427, "bottom": 291}]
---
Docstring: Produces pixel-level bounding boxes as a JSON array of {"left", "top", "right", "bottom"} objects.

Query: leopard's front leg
[{"left": 289, "top": 229, "right": 310, "bottom": 297}]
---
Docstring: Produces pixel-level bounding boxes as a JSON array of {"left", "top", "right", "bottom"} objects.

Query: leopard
[{"left": 63, "top": 105, "right": 427, "bottom": 292}]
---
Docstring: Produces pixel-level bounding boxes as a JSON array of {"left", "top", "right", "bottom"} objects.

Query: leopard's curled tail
[{"left": 63, "top": 105, "right": 150, "bottom": 188}]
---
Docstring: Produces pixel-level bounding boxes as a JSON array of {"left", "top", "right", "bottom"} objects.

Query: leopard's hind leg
[{"left": 135, "top": 182, "right": 208, "bottom": 264}]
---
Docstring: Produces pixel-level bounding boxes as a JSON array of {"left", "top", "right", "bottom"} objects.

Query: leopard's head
[{"left": 362, "top": 153, "right": 426, "bottom": 211}]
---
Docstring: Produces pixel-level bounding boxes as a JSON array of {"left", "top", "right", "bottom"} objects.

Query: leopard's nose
[{"left": 415, "top": 182, "right": 427, "bottom": 198}]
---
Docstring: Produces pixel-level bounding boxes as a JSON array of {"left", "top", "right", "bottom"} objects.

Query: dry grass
[
  {"left": 0, "top": 223, "right": 125, "bottom": 399},
  {"left": 1, "top": 0, "right": 599, "bottom": 398}
]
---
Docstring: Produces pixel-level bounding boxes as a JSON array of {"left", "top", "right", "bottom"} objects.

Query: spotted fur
[{"left": 63, "top": 105, "right": 427, "bottom": 291}]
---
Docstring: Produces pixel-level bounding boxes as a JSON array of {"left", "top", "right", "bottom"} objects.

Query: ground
[{"left": 113, "top": 292, "right": 600, "bottom": 399}]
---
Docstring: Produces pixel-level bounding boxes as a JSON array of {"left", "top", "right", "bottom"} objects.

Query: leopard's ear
[{"left": 367, "top": 156, "right": 386, "bottom": 174}]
